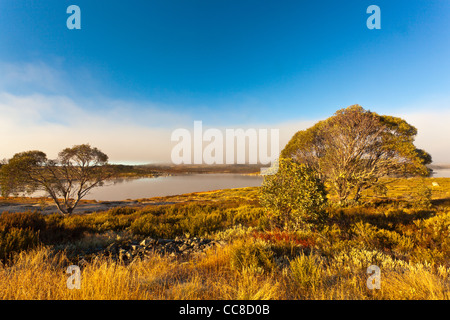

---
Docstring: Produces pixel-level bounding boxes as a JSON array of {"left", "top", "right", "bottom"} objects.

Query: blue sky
[{"left": 0, "top": 0, "right": 449, "bottom": 163}]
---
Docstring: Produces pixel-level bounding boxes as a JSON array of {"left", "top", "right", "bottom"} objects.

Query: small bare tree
[{"left": 0, "top": 144, "right": 112, "bottom": 215}]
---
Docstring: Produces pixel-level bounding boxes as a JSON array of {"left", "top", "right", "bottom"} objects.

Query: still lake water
[
  {"left": 29, "top": 169, "right": 450, "bottom": 202},
  {"left": 83, "top": 174, "right": 264, "bottom": 201},
  {"left": 90, "top": 168, "right": 450, "bottom": 201},
  {"left": 431, "top": 169, "right": 450, "bottom": 178}
]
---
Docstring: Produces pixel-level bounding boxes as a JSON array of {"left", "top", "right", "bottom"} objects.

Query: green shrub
[
  {"left": 408, "top": 211, "right": 450, "bottom": 264},
  {"left": 351, "top": 222, "right": 414, "bottom": 255},
  {"left": 106, "top": 206, "right": 137, "bottom": 216},
  {"left": 226, "top": 206, "right": 265, "bottom": 226},
  {"left": 0, "top": 227, "right": 40, "bottom": 261},
  {"left": 179, "top": 209, "right": 225, "bottom": 236},
  {"left": 372, "top": 183, "right": 388, "bottom": 198},
  {"left": 213, "top": 225, "right": 256, "bottom": 241},
  {"left": 130, "top": 203, "right": 236, "bottom": 238},
  {"left": 130, "top": 213, "right": 181, "bottom": 238},
  {"left": 230, "top": 238, "right": 275, "bottom": 273},
  {"left": 0, "top": 211, "right": 46, "bottom": 231},
  {"left": 289, "top": 253, "right": 323, "bottom": 290},
  {"left": 332, "top": 247, "right": 408, "bottom": 273},
  {"left": 411, "top": 182, "right": 433, "bottom": 208},
  {"left": 259, "top": 158, "right": 328, "bottom": 231},
  {"left": 41, "top": 213, "right": 86, "bottom": 244}
]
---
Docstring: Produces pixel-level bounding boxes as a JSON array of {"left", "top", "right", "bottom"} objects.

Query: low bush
[
  {"left": 225, "top": 205, "right": 264, "bottom": 226},
  {"left": 0, "top": 212, "right": 44, "bottom": 260},
  {"left": 289, "top": 253, "right": 324, "bottom": 291},
  {"left": 259, "top": 158, "right": 328, "bottom": 231},
  {"left": 0, "top": 227, "right": 40, "bottom": 261},
  {"left": 252, "top": 230, "right": 314, "bottom": 259},
  {"left": 130, "top": 202, "right": 261, "bottom": 238},
  {"left": 130, "top": 213, "right": 182, "bottom": 238},
  {"left": 229, "top": 238, "right": 276, "bottom": 273},
  {"left": 0, "top": 211, "right": 45, "bottom": 231},
  {"left": 351, "top": 222, "right": 414, "bottom": 255},
  {"left": 106, "top": 206, "right": 137, "bottom": 216}
]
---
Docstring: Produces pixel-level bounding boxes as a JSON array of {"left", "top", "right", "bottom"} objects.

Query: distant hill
[
  {"left": 141, "top": 163, "right": 262, "bottom": 174},
  {"left": 428, "top": 164, "right": 450, "bottom": 170},
  {"left": 111, "top": 163, "right": 262, "bottom": 177}
]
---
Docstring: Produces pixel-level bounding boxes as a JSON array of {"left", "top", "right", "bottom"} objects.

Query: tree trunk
[
  {"left": 353, "top": 186, "right": 362, "bottom": 202},
  {"left": 50, "top": 195, "right": 69, "bottom": 215},
  {"left": 337, "top": 185, "right": 348, "bottom": 205}
]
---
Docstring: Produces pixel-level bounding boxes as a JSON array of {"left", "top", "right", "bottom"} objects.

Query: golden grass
[
  {"left": 0, "top": 244, "right": 282, "bottom": 300},
  {"left": 2, "top": 178, "right": 450, "bottom": 300},
  {"left": 1, "top": 242, "right": 449, "bottom": 300}
]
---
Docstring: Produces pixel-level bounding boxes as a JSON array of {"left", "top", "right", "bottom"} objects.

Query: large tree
[
  {"left": 0, "top": 144, "right": 112, "bottom": 215},
  {"left": 281, "top": 105, "right": 432, "bottom": 204}
]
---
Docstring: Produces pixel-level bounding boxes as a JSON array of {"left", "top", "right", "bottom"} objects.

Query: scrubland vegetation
[
  {"left": 1, "top": 177, "right": 450, "bottom": 300},
  {"left": 0, "top": 106, "right": 446, "bottom": 300}
]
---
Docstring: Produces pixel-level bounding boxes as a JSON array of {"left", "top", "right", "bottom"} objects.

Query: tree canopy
[{"left": 281, "top": 105, "right": 432, "bottom": 204}]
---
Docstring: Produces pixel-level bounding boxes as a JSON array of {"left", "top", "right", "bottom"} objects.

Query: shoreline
[
  {"left": 0, "top": 185, "right": 260, "bottom": 215},
  {"left": 3, "top": 174, "right": 450, "bottom": 215}
]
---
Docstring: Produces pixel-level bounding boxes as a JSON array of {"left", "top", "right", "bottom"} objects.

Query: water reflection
[
  {"left": 83, "top": 173, "right": 263, "bottom": 201},
  {"left": 28, "top": 169, "right": 450, "bottom": 201}
]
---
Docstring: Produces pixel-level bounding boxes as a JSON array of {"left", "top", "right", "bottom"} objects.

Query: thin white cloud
[
  {"left": 0, "top": 92, "right": 179, "bottom": 163},
  {"left": 0, "top": 61, "right": 448, "bottom": 165},
  {"left": 1, "top": 91, "right": 448, "bottom": 165},
  {"left": 0, "top": 61, "right": 303, "bottom": 163},
  {"left": 0, "top": 61, "right": 68, "bottom": 94},
  {"left": 0, "top": 94, "right": 308, "bottom": 163}
]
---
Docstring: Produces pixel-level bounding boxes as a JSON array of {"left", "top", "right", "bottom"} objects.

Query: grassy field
[{"left": 0, "top": 177, "right": 450, "bottom": 299}]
